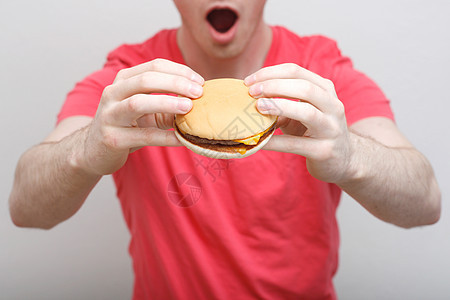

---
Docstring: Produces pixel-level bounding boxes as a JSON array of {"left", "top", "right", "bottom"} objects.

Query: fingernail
[
  {"left": 177, "top": 98, "right": 192, "bottom": 112},
  {"left": 244, "top": 74, "right": 256, "bottom": 86},
  {"left": 257, "top": 98, "right": 274, "bottom": 112},
  {"left": 249, "top": 84, "right": 263, "bottom": 96},
  {"left": 189, "top": 84, "right": 203, "bottom": 98},
  {"left": 191, "top": 73, "right": 204, "bottom": 85}
]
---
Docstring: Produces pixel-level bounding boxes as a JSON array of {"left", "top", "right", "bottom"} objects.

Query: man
[{"left": 9, "top": 0, "right": 440, "bottom": 299}]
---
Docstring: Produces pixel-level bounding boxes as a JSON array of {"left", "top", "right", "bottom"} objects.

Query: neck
[{"left": 177, "top": 22, "right": 272, "bottom": 80}]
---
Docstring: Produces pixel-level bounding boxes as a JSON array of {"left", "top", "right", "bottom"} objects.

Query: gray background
[{"left": 1, "top": 1, "right": 449, "bottom": 299}]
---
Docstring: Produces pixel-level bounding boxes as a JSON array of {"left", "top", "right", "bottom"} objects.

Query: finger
[
  {"left": 105, "top": 71, "right": 203, "bottom": 101},
  {"left": 115, "top": 58, "right": 204, "bottom": 85},
  {"left": 256, "top": 98, "right": 324, "bottom": 129},
  {"left": 107, "top": 94, "right": 192, "bottom": 126},
  {"left": 245, "top": 63, "right": 334, "bottom": 93},
  {"left": 249, "top": 78, "right": 337, "bottom": 113},
  {"left": 262, "top": 134, "right": 322, "bottom": 159},
  {"left": 106, "top": 127, "right": 182, "bottom": 149}
]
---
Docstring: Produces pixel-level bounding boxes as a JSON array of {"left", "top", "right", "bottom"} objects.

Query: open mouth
[{"left": 206, "top": 8, "right": 238, "bottom": 33}]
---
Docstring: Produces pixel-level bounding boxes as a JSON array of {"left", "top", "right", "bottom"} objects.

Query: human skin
[
  {"left": 244, "top": 64, "right": 440, "bottom": 227},
  {"left": 9, "top": 0, "right": 440, "bottom": 229},
  {"left": 174, "top": 0, "right": 272, "bottom": 79}
]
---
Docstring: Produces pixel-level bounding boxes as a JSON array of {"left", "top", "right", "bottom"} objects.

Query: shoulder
[
  {"left": 268, "top": 26, "right": 343, "bottom": 68},
  {"left": 272, "top": 26, "right": 338, "bottom": 50}
]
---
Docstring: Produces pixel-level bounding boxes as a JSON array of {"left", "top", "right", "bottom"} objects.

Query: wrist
[
  {"left": 66, "top": 126, "right": 102, "bottom": 178},
  {"left": 335, "top": 132, "right": 372, "bottom": 189}
]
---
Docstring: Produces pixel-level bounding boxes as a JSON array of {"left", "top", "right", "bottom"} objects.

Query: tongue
[{"left": 207, "top": 9, "right": 237, "bottom": 33}]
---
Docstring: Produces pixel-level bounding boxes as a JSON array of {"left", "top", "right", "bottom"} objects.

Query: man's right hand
[
  {"left": 77, "top": 58, "right": 204, "bottom": 175},
  {"left": 9, "top": 59, "right": 204, "bottom": 228}
]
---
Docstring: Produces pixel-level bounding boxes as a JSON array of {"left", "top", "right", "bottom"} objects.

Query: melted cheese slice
[
  {"left": 233, "top": 132, "right": 264, "bottom": 145},
  {"left": 233, "top": 125, "right": 273, "bottom": 146},
  {"left": 237, "top": 148, "right": 248, "bottom": 155}
]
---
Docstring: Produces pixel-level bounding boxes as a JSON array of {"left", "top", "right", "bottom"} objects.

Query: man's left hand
[{"left": 245, "top": 63, "right": 352, "bottom": 183}]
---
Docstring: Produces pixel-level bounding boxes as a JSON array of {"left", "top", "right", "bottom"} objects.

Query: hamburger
[{"left": 174, "top": 78, "right": 277, "bottom": 159}]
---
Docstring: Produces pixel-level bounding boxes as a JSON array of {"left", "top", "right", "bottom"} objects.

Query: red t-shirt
[{"left": 58, "top": 26, "right": 393, "bottom": 299}]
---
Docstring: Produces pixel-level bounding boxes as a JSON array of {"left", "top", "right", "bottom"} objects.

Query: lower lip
[{"left": 207, "top": 20, "right": 239, "bottom": 44}]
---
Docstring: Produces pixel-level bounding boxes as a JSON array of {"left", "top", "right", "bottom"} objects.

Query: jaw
[
  {"left": 176, "top": 3, "right": 271, "bottom": 78},
  {"left": 177, "top": 22, "right": 272, "bottom": 80}
]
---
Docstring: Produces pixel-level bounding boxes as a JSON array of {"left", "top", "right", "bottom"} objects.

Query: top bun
[{"left": 175, "top": 78, "right": 277, "bottom": 140}]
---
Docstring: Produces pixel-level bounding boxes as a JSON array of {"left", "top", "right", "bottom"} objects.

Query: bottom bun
[{"left": 174, "top": 129, "right": 275, "bottom": 159}]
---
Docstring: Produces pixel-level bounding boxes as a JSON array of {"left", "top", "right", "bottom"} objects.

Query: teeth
[{"left": 207, "top": 9, "right": 237, "bottom": 33}]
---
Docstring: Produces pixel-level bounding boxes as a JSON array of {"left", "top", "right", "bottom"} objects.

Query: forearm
[
  {"left": 9, "top": 126, "right": 101, "bottom": 229},
  {"left": 338, "top": 132, "right": 441, "bottom": 228}
]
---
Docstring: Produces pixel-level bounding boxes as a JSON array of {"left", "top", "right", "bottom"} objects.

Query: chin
[{"left": 207, "top": 43, "right": 246, "bottom": 60}]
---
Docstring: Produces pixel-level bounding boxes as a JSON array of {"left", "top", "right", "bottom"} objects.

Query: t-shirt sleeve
[
  {"left": 56, "top": 65, "right": 119, "bottom": 124},
  {"left": 309, "top": 37, "right": 394, "bottom": 126}
]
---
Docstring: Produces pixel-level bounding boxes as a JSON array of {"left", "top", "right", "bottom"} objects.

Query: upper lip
[{"left": 205, "top": 3, "right": 240, "bottom": 20}]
